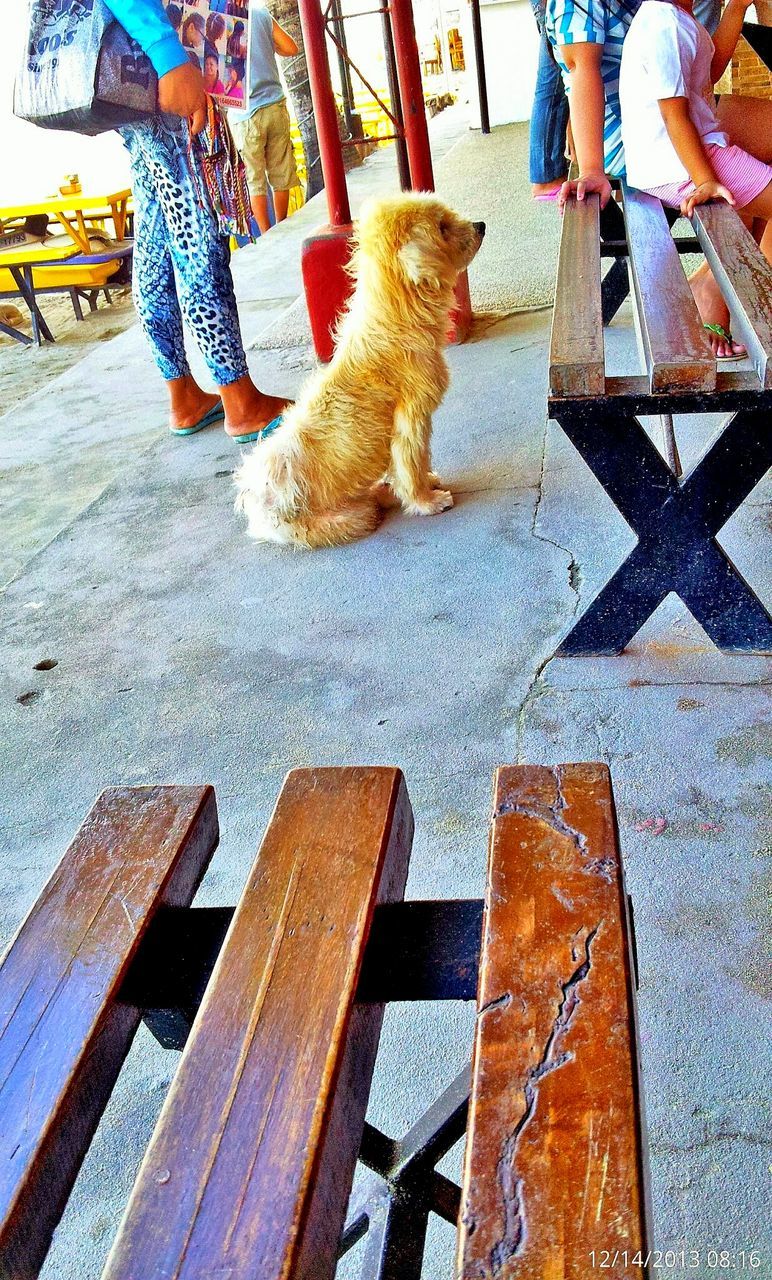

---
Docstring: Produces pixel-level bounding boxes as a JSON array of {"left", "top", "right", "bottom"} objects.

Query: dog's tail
[{"left": 302, "top": 498, "right": 383, "bottom": 549}]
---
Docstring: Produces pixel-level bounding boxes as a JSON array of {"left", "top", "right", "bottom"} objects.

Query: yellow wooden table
[
  {"left": 0, "top": 189, "right": 132, "bottom": 254},
  {"left": 0, "top": 189, "right": 133, "bottom": 344},
  {"left": 0, "top": 240, "right": 80, "bottom": 344}
]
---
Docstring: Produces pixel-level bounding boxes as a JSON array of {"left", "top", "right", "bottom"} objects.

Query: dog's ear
[{"left": 398, "top": 226, "right": 443, "bottom": 289}]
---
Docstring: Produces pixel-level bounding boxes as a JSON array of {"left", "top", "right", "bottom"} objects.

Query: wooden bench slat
[
  {"left": 690, "top": 202, "right": 772, "bottom": 388},
  {"left": 549, "top": 194, "right": 605, "bottom": 397},
  {"left": 0, "top": 785, "right": 218, "bottom": 1280},
  {"left": 458, "top": 763, "right": 650, "bottom": 1278},
  {"left": 102, "top": 766, "right": 413, "bottom": 1280},
  {"left": 623, "top": 186, "right": 716, "bottom": 393}
]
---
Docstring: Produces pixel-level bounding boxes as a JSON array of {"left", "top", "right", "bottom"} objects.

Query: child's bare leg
[
  {"left": 717, "top": 97, "right": 772, "bottom": 164},
  {"left": 739, "top": 180, "right": 772, "bottom": 232},
  {"left": 690, "top": 182, "right": 771, "bottom": 355},
  {"left": 689, "top": 263, "right": 746, "bottom": 358}
]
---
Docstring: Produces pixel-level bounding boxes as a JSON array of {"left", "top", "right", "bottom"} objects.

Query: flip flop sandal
[
  {"left": 703, "top": 322, "right": 745, "bottom": 360},
  {"left": 229, "top": 414, "right": 283, "bottom": 446},
  {"left": 169, "top": 401, "right": 225, "bottom": 436}
]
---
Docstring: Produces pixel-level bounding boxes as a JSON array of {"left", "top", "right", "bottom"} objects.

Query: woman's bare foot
[
  {"left": 532, "top": 179, "right": 565, "bottom": 199},
  {"left": 689, "top": 265, "right": 746, "bottom": 358},
  {"left": 219, "top": 375, "right": 292, "bottom": 438},
  {"left": 167, "top": 376, "right": 222, "bottom": 431}
]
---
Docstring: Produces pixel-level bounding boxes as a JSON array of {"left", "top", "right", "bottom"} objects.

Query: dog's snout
[{"left": 473, "top": 221, "right": 486, "bottom": 238}]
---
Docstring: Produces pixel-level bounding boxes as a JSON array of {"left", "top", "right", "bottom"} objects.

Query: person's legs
[
  {"left": 529, "top": 24, "right": 569, "bottom": 194},
  {"left": 231, "top": 112, "right": 271, "bottom": 232},
  {"left": 272, "top": 188, "right": 290, "bottom": 222},
  {"left": 739, "top": 179, "right": 772, "bottom": 227},
  {"left": 251, "top": 194, "right": 271, "bottom": 234},
  {"left": 122, "top": 122, "right": 221, "bottom": 430},
  {"left": 717, "top": 96, "right": 772, "bottom": 164},
  {"left": 265, "top": 102, "right": 299, "bottom": 225},
  {"left": 125, "top": 117, "right": 286, "bottom": 436},
  {"left": 689, "top": 113, "right": 772, "bottom": 356}
]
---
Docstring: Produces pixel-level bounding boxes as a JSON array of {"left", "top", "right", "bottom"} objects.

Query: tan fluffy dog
[{"left": 234, "top": 193, "right": 484, "bottom": 548}]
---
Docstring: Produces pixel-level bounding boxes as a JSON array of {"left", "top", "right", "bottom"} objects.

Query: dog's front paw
[
  {"left": 409, "top": 489, "right": 454, "bottom": 516},
  {"left": 427, "top": 471, "right": 443, "bottom": 488}
]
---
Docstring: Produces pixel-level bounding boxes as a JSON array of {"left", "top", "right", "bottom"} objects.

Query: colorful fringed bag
[{"left": 190, "top": 98, "right": 254, "bottom": 240}]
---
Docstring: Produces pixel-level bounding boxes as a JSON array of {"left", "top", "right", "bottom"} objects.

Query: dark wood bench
[
  {"left": 549, "top": 185, "right": 772, "bottom": 656},
  {"left": 0, "top": 765, "right": 649, "bottom": 1279}
]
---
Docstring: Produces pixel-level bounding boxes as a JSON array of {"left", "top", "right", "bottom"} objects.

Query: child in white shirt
[
  {"left": 621, "top": 0, "right": 772, "bottom": 213},
  {"left": 619, "top": 0, "right": 772, "bottom": 351}
]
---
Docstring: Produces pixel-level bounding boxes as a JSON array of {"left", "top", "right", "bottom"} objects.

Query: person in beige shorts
[{"left": 228, "top": 5, "right": 299, "bottom": 234}]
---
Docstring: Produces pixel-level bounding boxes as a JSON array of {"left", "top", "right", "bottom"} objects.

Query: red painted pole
[
  {"left": 388, "top": 0, "right": 435, "bottom": 192},
  {"left": 297, "top": 0, "right": 351, "bottom": 227}
]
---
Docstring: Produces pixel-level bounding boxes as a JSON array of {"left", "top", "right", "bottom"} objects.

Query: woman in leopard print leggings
[{"left": 121, "top": 113, "right": 286, "bottom": 441}]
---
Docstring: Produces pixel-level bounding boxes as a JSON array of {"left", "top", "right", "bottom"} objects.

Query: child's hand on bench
[
  {"left": 557, "top": 169, "right": 613, "bottom": 213},
  {"left": 680, "top": 178, "right": 736, "bottom": 218}
]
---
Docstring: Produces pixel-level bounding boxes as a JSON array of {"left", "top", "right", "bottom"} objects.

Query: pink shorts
[{"left": 644, "top": 142, "right": 772, "bottom": 211}]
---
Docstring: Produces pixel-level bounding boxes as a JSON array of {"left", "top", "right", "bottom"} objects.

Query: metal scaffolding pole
[
  {"left": 297, "top": 0, "right": 352, "bottom": 226},
  {"left": 469, "top": 0, "right": 490, "bottom": 135},
  {"left": 381, "top": 5, "right": 411, "bottom": 190},
  {"left": 329, "top": 0, "right": 358, "bottom": 139},
  {"left": 388, "top": 0, "right": 434, "bottom": 191}
]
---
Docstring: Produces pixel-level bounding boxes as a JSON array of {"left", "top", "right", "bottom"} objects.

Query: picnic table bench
[
  {"left": 0, "top": 190, "right": 134, "bottom": 345},
  {"left": 549, "top": 183, "right": 772, "bottom": 656},
  {"left": 0, "top": 232, "right": 134, "bottom": 346},
  {"left": 0, "top": 765, "right": 649, "bottom": 1279}
]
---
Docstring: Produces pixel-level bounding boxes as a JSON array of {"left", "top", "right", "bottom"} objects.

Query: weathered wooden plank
[
  {"left": 0, "top": 786, "right": 219, "bottom": 1280},
  {"left": 549, "top": 194, "right": 605, "bottom": 397},
  {"left": 103, "top": 767, "right": 413, "bottom": 1280},
  {"left": 690, "top": 201, "right": 772, "bottom": 388},
  {"left": 458, "top": 763, "right": 650, "bottom": 1279},
  {"left": 557, "top": 369, "right": 760, "bottom": 401},
  {"left": 623, "top": 185, "right": 716, "bottom": 394}
]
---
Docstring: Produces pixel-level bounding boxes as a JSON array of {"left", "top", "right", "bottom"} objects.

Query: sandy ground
[{"left": 0, "top": 287, "right": 136, "bottom": 414}]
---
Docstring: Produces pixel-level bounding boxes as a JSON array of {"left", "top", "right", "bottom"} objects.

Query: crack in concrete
[
  {"left": 515, "top": 655, "right": 550, "bottom": 763},
  {"left": 516, "top": 422, "right": 584, "bottom": 760},
  {"left": 531, "top": 417, "right": 583, "bottom": 623},
  {"left": 553, "top": 679, "right": 770, "bottom": 692},
  {"left": 489, "top": 925, "right": 600, "bottom": 1275}
]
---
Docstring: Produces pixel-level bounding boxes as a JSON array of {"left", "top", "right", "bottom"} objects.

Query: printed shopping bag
[{"left": 14, "top": 0, "right": 157, "bottom": 135}]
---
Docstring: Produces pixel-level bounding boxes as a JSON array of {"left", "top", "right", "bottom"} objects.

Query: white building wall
[{"left": 459, "top": 0, "right": 540, "bottom": 127}]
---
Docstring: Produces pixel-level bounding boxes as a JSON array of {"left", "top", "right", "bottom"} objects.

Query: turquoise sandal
[
  {"left": 229, "top": 415, "right": 284, "bottom": 446},
  {"left": 169, "top": 401, "right": 225, "bottom": 436}
]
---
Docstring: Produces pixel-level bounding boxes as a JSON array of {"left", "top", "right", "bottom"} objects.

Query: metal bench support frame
[
  {"left": 120, "top": 896, "right": 638, "bottom": 1279},
  {"left": 558, "top": 198, "right": 772, "bottom": 655},
  {"left": 552, "top": 390, "right": 772, "bottom": 655}
]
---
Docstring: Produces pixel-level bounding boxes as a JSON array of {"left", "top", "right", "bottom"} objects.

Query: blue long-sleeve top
[{"left": 102, "top": 0, "right": 188, "bottom": 77}]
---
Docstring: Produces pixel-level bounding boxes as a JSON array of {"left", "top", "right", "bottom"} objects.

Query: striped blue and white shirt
[{"left": 545, "top": 0, "right": 642, "bottom": 176}]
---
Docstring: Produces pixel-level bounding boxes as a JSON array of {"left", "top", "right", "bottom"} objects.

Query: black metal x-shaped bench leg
[
  {"left": 338, "top": 1068, "right": 470, "bottom": 1280},
  {"left": 551, "top": 402, "right": 772, "bottom": 655}
]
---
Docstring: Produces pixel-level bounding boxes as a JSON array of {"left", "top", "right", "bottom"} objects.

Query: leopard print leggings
[{"left": 121, "top": 114, "right": 248, "bottom": 387}]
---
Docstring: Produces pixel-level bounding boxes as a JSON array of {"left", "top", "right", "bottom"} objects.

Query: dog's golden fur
[{"left": 234, "top": 193, "right": 483, "bottom": 548}]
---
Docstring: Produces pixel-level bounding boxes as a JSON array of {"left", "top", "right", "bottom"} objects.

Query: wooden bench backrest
[
  {"left": 101, "top": 767, "right": 413, "bottom": 1280},
  {"left": 0, "top": 786, "right": 218, "bottom": 1280},
  {"left": 458, "top": 763, "right": 650, "bottom": 1277}
]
